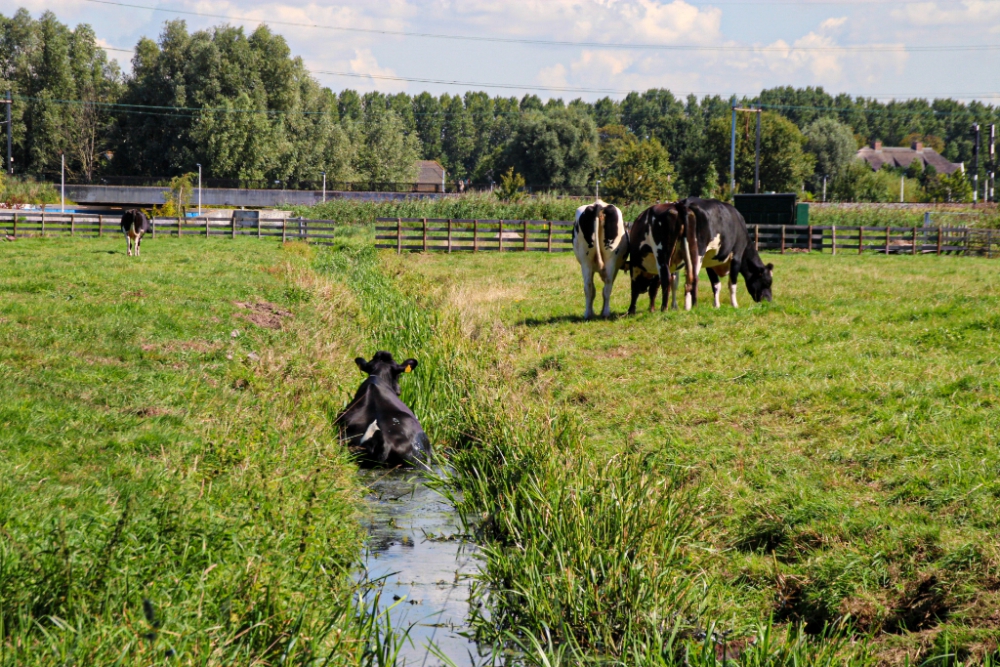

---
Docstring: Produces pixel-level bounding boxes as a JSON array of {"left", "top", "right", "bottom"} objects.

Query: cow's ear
[
  {"left": 766, "top": 263, "right": 774, "bottom": 272},
  {"left": 401, "top": 358, "right": 418, "bottom": 373},
  {"left": 355, "top": 357, "right": 370, "bottom": 374}
]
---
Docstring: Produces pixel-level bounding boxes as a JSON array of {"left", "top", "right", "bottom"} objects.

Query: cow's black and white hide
[
  {"left": 677, "top": 197, "right": 773, "bottom": 310},
  {"left": 572, "top": 200, "right": 628, "bottom": 319},
  {"left": 626, "top": 203, "right": 686, "bottom": 314},
  {"left": 338, "top": 351, "right": 431, "bottom": 468},
  {"left": 120, "top": 209, "right": 152, "bottom": 257}
]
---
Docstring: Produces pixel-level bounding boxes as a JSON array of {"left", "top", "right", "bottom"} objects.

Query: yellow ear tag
[{"left": 404, "top": 365, "right": 412, "bottom": 373}]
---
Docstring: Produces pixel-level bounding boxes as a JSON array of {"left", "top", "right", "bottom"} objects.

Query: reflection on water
[{"left": 358, "top": 468, "right": 493, "bottom": 666}]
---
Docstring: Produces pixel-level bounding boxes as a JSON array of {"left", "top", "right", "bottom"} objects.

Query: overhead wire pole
[
  {"left": 730, "top": 95, "right": 737, "bottom": 195},
  {"left": 754, "top": 105, "right": 761, "bottom": 193},
  {"left": 3, "top": 90, "right": 11, "bottom": 175},
  {"left": 972, "top": 124, "right": 980, "bottom": 205},
  {"left": 990, "top": 124, "right": 996, "bottom": 203}
]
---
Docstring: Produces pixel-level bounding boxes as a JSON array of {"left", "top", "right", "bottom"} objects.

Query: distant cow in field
[
  {"left": 120, "top": 209, "right": 151, "bottom": 257},
  {"left": 572, "top": 200, "right": 628, "bottom": 319},
  {"left": 677, "top": 198, "right": 773, "bottom": 309},
  {"left": 338, "top": 351, "right": 431, "bottom": 468},
  {"left": 626, "top": 203, "right": 686, "bottom": 314}
]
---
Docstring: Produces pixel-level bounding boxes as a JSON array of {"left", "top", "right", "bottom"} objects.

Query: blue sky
[{"left": 16, "top": 0, "right": 1000, "bottom": 103}]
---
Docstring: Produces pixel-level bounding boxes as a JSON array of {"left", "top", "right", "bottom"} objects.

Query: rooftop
[{"left": 856, "top": 141, "right": 963, "bottom": 175}]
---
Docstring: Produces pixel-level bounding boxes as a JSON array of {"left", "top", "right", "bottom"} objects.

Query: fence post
[
  {"left": 937, "top": 227, "right": 942, "bottom": 255},
  {"left": 807, "top": 224, "right": 813, "bottom": 252},
  {"left": 177, "top": 214, "right": 182, "bottom": 238},
  {"left": 257, "top": 216, "right": 261, "bottom": 240},
  {"left": 780, "top": 225, "right": 786, "bottom": 254},
  {"left": 831, "top": 225, "right": 836, "bottom": 255},
  {"left": 499, "top": 219, "right": 504, "bottom": 252},
  {"left": 474, "top": 220, "right": 479, "bottom": 252},
  {"left": 422, "top": 217, "right": 427, "bottom": 252},
  {"left": 231, "top": 213, "right": 236, "bottom": 239},
  {"left": 152, "top": 218, "right": 156, "bottom": 239},
  {"left": 754, "top": 225, "right": 759, "bottom": 251},
  {"left": 548, "top": 221, "right": 553, "bottom": 252},
  {"left": 988, "top": 229, "right": 993, "bottom": 259},
  {"left": 98, "top": 215, "right": 103, "bottom": 238},
  {"left": 70, "top": 214, "right": 75, "bottom": 236},
  {"left": 41, "top": 213, "right": 45, "bottom": 237},
  {"left": 282, "top": 217, "right": 287, "bottom": 244},
  {"left": 447, "top": 219, "right": 452, "bottom": 253},
  {"left": 858, "top": 226, "right": 863, "bottom": 255},
  {"left": 964, "top": 227, "right": 969, "bottom": 255},
  {"left": 523, "top": 220, "right": 528, "bottom": 251},
  {"left": 912, "top": 226, "right": 917, "bottom": 256},
  {"left": 12, "top": 213, "right": 16, "bottom": 238},
  {"left": 885, "top": 226, "right": 890, "bottom": 255},
  {"left": 396, "top": 217, "right": 402, "bottom": 255}
]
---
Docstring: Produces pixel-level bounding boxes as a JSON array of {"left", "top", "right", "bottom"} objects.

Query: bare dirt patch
[
  {"left": 134, "top": 407, "right": 169, "bottom": 418},
  {"left": 234, "top": 301, "right": 293, "bottom": 330}
]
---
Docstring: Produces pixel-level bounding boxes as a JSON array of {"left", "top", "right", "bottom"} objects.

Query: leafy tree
[
  {"left": 440, "top": 93, "right": 475, "bottom": 179},
  {"left": 412, "top": 91, "right": 443, "bottom": 161},
  {"left": 923, "top": 169, "right": 973, "bottom": 202},
  {"left": 354, "top": 105, "right": 419, "bottom": 183},
  {"left": 602, "top": 137, "right": 676, "bottom": 204},
  {"left": 804, "top": 117, "right": 856, "bottom": 190},
  {"left": 502, "top": 109, "right": 597, "bottom": 190},
  {"left": 495, "top": 166, "right": 525, "bottom": 203}
]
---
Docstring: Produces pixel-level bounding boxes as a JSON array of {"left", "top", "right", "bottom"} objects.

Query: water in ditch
[{"left": 358, "top": 468, "right": 495, "bottom": 666}]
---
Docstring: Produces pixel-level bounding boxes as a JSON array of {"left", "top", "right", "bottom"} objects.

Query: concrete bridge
[{"left": 65, "top": 184, "right": 453, "bottom": 207}]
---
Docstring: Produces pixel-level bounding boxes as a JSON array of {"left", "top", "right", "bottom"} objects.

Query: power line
[{"left": 81, "top": 0, "right": 1000, "bottom": 53}]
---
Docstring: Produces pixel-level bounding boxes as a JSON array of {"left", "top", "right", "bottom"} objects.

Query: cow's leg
[
  {"left": 581, "top": 264, "right": 596, "bottom": 320},
  {"left": 648, "top": 280, "right": 659, "bottom": 313},
  {"left": 682, "top": 238, "right": 700, "bottom": 311},
  {"left": 126, "top": 234, "right": 132, "bottom": 256},
  {"left": 628, "top": 271, "right": 643, "bottom": 316},
  {"left": 658, "top": 231, "right": 680, "bottom": 312},
  {"left": 670, "top": 272, "right": 679, "bottom": 310},
  {"left": 707, "top": 269, "right": 721, "bottom": 308},
  {"left": 136, "top": 235, "right": 142, "bottom": 257},
  {"left": 729, "top": 259, "right": 741, "bottom": 308},
  {"left": 599, "top": 267, "right": 614, "bottom": 318}
]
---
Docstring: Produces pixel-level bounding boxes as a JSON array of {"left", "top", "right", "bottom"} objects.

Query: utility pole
[
  {"left": 822, "top": 175, "right": 828, "bottom": 203},
  {"left": 729, "top": 95, "right": 737, "bottom": 195},
  {"left": 596, "top": 179, "right": 601, "bottom": 201},
  {"left": 61, "top": 153, "right": 65, "bottom": 212},
  {"left": 321, "top": 171, "right": 326, "bottom": 203},
  {"left": 972, "top": 124, "right": 980, "bottom": 205},
  {"left": 196, "top": 163, "right": 202, "bottom": 215},
  {"left": 3, "top": 90, "right": 11, "bottom": 176},
  {"left": 754, "top": 106, "right": 761, "bottom": 193},
  {"left": 989, "top": 124, "right": 996, "bottom": 203}
]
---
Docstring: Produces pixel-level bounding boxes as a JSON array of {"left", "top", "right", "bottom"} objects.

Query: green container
[{"left": 795, "top": 202, "right": 810, "bottom": 226}]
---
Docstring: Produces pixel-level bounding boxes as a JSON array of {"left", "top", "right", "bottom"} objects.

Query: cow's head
[
  {"left": 355, "top": 351, "right": 418, "bottom": 395},
  {"left": 746, "top": 263, "right": 774, "bottom": 302}
]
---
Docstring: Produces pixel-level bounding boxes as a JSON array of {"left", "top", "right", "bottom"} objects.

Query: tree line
[{"left": 2, "top": 8, "right": 998, "bottom": 202}]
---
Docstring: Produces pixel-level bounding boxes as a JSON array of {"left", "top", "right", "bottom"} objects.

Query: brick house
[{"left": 856, "top": 140, "right": 963, "bottom": 174}]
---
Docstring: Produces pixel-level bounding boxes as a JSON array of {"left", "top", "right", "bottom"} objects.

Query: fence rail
[
  {"left": 376, "top": 218, "right": 999, "bottom": 258},
  {"left": 0, "top": 211, "right": 337, "bottom": 244}
]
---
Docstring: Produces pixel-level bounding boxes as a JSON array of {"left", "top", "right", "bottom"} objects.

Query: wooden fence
[
  {"left": 376, "top": 218, "right": 1000, "bottom": 258},
  {"left": 0, "top": 211, "right": 337, "bottom": 243}
]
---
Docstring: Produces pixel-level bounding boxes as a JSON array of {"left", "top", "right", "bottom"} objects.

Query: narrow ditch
[{"left": 357, "top": 468, "right": 492, "bottom": 666}]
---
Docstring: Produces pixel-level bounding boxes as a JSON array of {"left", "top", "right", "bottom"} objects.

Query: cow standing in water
[
  {"left": 627, "top": 203, "right": 687, "bottom": 314},
  {"left": 338, "top": 352, "right": 431, "bottom": 468},
  {"left": 572, "top": 201, "right": 628, "bottom": 319},
  {"left": 677, "top": 198, "right": 773, "bottom": 310},
  {"left": 120, "top": 209, "right": 151, "bottom": 257}
]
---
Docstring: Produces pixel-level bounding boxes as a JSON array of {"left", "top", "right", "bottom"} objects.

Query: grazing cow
[
  {"left": 120, "top": 209, "right": 151, "bottom": 257},
  {"left": 626, "top": 203, "right": 687, "bottom": 314},
  {"left": 677, "top": 197, "right": 773, "bottom": 310},
  {"left": 572, "top": 200, "right": 629, "bottom": 319},
  {"left": 338, "top": 351, "right": 431, "bottom": 468}
]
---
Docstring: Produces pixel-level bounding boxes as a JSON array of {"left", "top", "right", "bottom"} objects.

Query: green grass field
[
  {"left": 0, "top": 234, "right": 418, "bottom": 665},
  {"left": 398, "top": 249, "right": 1000, "bottom": 665},
  {"left": 2, "top": 233, "right": 998, "bottom": 665}
]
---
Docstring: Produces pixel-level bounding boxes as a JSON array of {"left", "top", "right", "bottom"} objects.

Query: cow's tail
[{"left": 594, "top": 206, "right": 606, "bottom": 271}]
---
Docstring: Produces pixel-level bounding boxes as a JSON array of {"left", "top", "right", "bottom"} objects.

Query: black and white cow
[
  {"left": 120, "top": 209, "right": 151, "bottom": 257},
  {"left": 626, "top": 203, "right": 686, "bottom": 314},
  {"left": 338, "top": 351, "right": 431, "bottom": 468},
  {"left": 676, "top": 197, "right": 773, "bottom": 310},
  {"left": 572, "top": 200, "right": 628, "bottom": 319}
]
